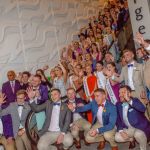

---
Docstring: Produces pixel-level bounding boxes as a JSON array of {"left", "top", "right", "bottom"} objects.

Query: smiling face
[
  {"left": 7, "top": 71, "right": 16, "bottom": 81},
  {"left": 94, "top": 90, "right": 106, "bottom": 105},
  {"left": 123, "top": 50, "right": 134, "bottom": 64},
  {"left": 51, "top": 90, "right": 61, "bottom": 102}
]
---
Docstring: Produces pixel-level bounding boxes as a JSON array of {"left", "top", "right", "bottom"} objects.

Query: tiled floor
[{"left": 70, "top": 141, "right": 150, "bottom": 150}]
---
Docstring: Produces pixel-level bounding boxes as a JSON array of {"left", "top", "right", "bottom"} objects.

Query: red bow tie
[{"left": 98, "top": 104, "right": 104, "bottom": 107}]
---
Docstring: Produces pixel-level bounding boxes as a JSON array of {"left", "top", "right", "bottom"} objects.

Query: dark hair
[
  {"left": 34, "top": 74, "right": 42, "bottom": 80},
  {"left": 51, "top": 88, "right": 61, "bottom": 94},
  {"left": 94, "top": 88, "right": 106, "bottom": 94},
  {"left": 22, "top": 71, "right": 31, "bottom": 77},
  {"left": 67, "top": 87, "right": 75, "bottom": 92},
  {"left": 36, "top": 69, "right": 45, "bottom": 76},
  {"left": 96, "top": 61, "right": 104, "bottom": 66},
  {"left": 107, "top": 62, "right": 117, "bottom": 73},
  {"left": 120, "top": 85, "right": 132, "bottom": 93}
]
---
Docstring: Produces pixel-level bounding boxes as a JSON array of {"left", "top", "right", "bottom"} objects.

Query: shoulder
[{"left": 2, "top": 81, "right": 9, "bottom": 86}]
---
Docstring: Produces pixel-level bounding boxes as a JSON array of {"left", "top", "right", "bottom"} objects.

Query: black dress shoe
[
  {"left": 129, "top": 140, "right": 136, "bottom": 149},
  {"left": 74, "top": 139, "right": 81, "bottom": 149}
]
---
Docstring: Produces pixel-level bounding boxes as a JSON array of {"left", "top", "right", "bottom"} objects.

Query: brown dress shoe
[
  {"left": 74, "top": 139, "right": 81, "bottom": 149},
  {"left": 97, "top": 141, "right": 105, "bottom": 150},
  {"left": 111, "top": 146, "right": 119, "bottom": 150},
  {"left": 129, "top": 140, "right": 136, "bottom": 149}
]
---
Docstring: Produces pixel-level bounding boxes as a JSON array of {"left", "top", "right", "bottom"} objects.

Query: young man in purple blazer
[{"left": 1, "top": 70, "right": 21, "bottom": 142}]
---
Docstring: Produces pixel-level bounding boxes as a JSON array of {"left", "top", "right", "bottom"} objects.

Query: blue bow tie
[
  {"left": 122, "top": 102, "right": 128, "bottom": 107},
  {"left": 128, "top": 64, "right": 133, "bottom": 68},
  {"left": 53, "top": 102, "right": 61, "bottom": 106}
]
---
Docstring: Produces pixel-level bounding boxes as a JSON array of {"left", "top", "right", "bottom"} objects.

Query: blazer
[
  {"left": 30, "top": 100, "right": 71, "bottom": 136},
  {"left": 36, "top": 84, "right": 49, "bottom": 104},
  {"left": 113, "top": 61, "right": 145, "bottom": 99},
  {"left": 116, "top": 98, "right": 150, "bottom": 139},
  {"left": 75, "top": 100, "right": 117, "bottom": 134},
  {"left": 0, "top": 102, "right": 31, "bottom": 138},
  {"left": 143, "top": 59, "right": 150, "bottom": 90},
  {"left": 2, "top": 80, "right": 21, "bottom": 108}
]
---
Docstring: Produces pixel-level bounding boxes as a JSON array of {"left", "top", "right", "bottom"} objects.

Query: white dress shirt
[
  {"left": 97, "top": 101, "right": 106, "bottom": 126},
  {"left": 18, "top": 105, "right": 24, "bottom": 129},
  {"left": 127, "top": 61, "right": 135, "bottom": 90},
  {"left": 145, "top": 44, "right": 150, "bottom": 51},
  {"left": 122, "top": 101, "right": 133, "bottom": 128},
  {"left": 48, "top": 101, "right": 61, "bottom": 132}
]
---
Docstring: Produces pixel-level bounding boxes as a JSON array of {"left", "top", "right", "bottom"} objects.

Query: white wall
[{"left": 0, "top": 0, "right": 100, "bottom": 84}]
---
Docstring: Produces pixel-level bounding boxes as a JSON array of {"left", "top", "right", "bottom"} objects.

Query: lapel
[
  {"left": 20, "top": 103, "right": 29, "bottom": 120},
  {"left": 47, "top": 101, "right": 53, "bottom": 122},
  {"left": 132, "top": 62, "right": 138, "bottom": 78},
  {"left": 120, "top": 103, "right": 124, "bottom": 121},
  {"left": 14, "top": 103, "right": 20, "bottom": 120},
  {"left": 59, "top": 102, "right": 65, "bottom": 123},
  {"left": 102, "top": 100, "right": 108, "bottom": 122},
  {"left": 8, "top": 81, "right": 14, "bottom": 94}
]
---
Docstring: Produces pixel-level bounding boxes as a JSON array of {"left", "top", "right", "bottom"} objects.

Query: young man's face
[
  {"left": 67, "top": 89, "right": 76, "bottom": 100},
  {"left": 51, "top": 90, "right": 61, "bottom": 102},
  {"left": 94, "top": 91, "right": 106, "bottom": 104},
  {"left": 7, "top": 71, "right": 16, "bottom": 81},
  {"left": 17, "top": 94, "right": 26, "bottom": 105},
  {"left": 31, "top": 77, "right": 41, "bottom": 87}
]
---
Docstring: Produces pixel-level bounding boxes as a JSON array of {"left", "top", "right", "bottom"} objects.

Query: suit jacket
[
  {"left": 114, "top": 61, "right": 145, "bottom": 99},
  {"left": 0, "top": 102, "right": 31, "bottom": 138},
  {"left": 30, "top": 100, "right": 71, "bottom": 136},
  {"left": 2, "top": 80, "right": 21, "bottom": 107},
  {"left": 143, "top": 59, "right": 150, "bottom": 90},
  {"left": 116, "top": 98, "right": 150, "bottom": 139},
  {"left": 65, "top": 97, "right": 87, "bottom": 123},
  {"left": 75, "top": 100, "right": 117, "bottom": 134}
]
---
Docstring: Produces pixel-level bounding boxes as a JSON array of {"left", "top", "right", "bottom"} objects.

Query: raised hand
[
  {"left": 0, "top": 93, "right": 6, "bottom": 105},
  {"left": 67, "top": 103, "right": 75, "bottom": 111},
  {"left": 26, "top": 87, "right": 36, "bottom": 99}
]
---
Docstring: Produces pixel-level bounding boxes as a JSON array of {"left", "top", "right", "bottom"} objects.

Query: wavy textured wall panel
[{"left": 0, "top": 0, "right": 100, "bottom": 84}]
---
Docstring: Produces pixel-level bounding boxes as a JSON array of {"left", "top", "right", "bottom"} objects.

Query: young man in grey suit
[
  {"left": 27, "top": 88, "right": 73, "bottom": 150},
  {"left": 0, "top": 90, "right": 31, "bottom": 150}
]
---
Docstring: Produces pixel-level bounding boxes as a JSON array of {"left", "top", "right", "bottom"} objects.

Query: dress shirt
[
  {"left": 48, "top": 101, "right": 61, "bottom": 132},
  {"left": 33, "top": 86, "right": 41, "bottom": 104},
  {"left": 69, "top": 99, "right": 82, "bottom": 122},
  {"left": 17, "top": 104, "right": 24, "bottom": 129},
  {"left": 97, "top": 101, "right": 106, "bottom": 126},
  {"left": 127, "top": 61, "right": 135, "bottom": 90},
  {"left": 122, "top": 101, "right": 133, "bottom": 128}
]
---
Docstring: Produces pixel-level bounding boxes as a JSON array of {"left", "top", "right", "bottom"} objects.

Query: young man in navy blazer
[
  {"left": 115, "top": 85, "right": 150, "bottom": 150},
  {"left": 68, "top": 88, "right": 118, "bottom": 150}
]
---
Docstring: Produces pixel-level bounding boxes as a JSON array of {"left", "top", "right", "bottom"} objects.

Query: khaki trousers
[
  {"left": 15, "top": 132, "right": 31, "bottom": 150},
  {"left": 85, "top": 122, "right": 117, "bottom": 147},
  {"left": 70, "top": 118, "right": 91, "bottom": 141},
  {"left": 0, "top": 136, "right": 16, "bottom": 150},
  {"left": 115, "top": 127, "right": 147, "bottom": 150},
  {"left": 37, "top": 131, "right": 73, "bottom": 150}
]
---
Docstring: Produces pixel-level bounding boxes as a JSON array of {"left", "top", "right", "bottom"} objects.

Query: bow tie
[
  {"left": 18, "top": 105, "right": 24, "bottom": 107},
  {"left": 127, "top": 64, "right": 133, "bottom": 68},
  {"left": 53, "top": 102, "right": 61, "bottom": 106},
  {"left": 122, "top": 102, "right": 128, "bottom": 107},
  {"left": 98, "top": 104, "right": 104, "bottom": 107}
]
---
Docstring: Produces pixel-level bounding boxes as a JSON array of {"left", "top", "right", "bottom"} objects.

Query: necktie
[
  {"left": 127, "top": 64, "right": 133, "bottom": 68},
  {"left": 53, "top": 103, "right": 61, "bottom": 106},
  {"left": 11, "top": 81, "right": 15, "bottom": 93}
]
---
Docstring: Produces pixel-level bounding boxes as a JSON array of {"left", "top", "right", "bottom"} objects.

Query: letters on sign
[{"left": 133, "top": 0, "right": 146, "bottom": 34}]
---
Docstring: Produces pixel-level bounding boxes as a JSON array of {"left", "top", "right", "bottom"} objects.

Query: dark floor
[{"left": 70, "top": 141, "right": 150, "bottom": 150}]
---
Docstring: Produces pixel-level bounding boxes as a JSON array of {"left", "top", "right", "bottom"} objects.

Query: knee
[
  {"left": 37, "top": 140, "right": 48, "bottom": 150},
  {"left": 104, "top": 133, "right": 114, "bottom": 142},
  {"left": 115, "top": 133, "right": 121, "bottom": 142},
  {"left": 63, "top": 134, "right": 73, "bottom": 147},
  {"left": 71, "top": 130, "right": 79, "bottom": 138},
  {"left": 85, "top": 133, "right": 94, "bottom": 143}
]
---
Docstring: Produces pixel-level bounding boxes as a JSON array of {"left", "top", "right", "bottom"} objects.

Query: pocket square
[{"left": 128, "top": 108, "right": 134, "bottom": 112}]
